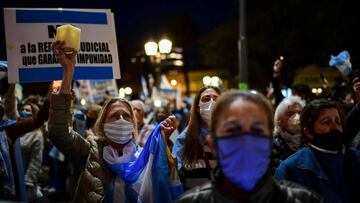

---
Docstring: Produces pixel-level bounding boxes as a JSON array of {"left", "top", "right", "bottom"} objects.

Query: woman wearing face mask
[
  {"left": 272, "top": 96, "right": 305, "bottom": 170},
  {"left": 275, "top": 99, "right": 360, "bottom": 203},
  {"left": 19, "top": 103, "right": 45, "bottom": 201},
  {"left": 175, "top": 90, "right": 322, "bottom": 202},
  {"left": 172, "top": 86, "right": 221, "bottom": 190},
  {"left": 49, "top": 41, "right": 181, "bottom": 202}
]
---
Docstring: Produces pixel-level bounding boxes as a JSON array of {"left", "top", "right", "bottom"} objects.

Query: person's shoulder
[
  {"left": 174, "top": 182, "right": 213, "bottom": 203},
  {"left": 281, "top": 147, "right": 311, "bottom": 164},
  {"left": 346, "top": 148, "right": 360, "bottom": 163},
  {"left": 274, "top": 179, "right": 323, "bottom": 202}
]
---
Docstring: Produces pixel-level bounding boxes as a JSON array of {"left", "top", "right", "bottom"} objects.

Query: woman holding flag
[{"left": 49, "top": 41, "right": 182, "bottom": 203}]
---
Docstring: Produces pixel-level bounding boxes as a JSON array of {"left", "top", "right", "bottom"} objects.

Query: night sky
[{"left": 0, "top": 0, "right": 235, "bottom": 59}]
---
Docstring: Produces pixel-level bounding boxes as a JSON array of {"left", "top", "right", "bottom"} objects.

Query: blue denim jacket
[
  {"left": 275, "top": 147, "right": 360, "bottom": 203},
  {"left": 172, "top": 126, "right": 210, "bottom": 170}
]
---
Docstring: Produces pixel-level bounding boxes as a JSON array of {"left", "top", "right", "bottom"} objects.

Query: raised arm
[
  {"left": 4, "top": 83, "right": 19, "bottom": 120},
  {"left": 47, "top": 41, "right": 90, "bottom": 166},
  {"left": 6, "top": 91, "right": 50, "bottom": 143}
]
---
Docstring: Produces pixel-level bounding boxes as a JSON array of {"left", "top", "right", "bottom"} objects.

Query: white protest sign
[
  {"left": 74, "top": 79, "right": 118, "bottom": 104},
  {"left": 4, "top": 8, "right": 121, "bottom": 83}
]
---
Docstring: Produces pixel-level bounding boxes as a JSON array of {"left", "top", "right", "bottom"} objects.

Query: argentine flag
[{"left": 104, "top": 124, "right": 183, "bottom": 203}]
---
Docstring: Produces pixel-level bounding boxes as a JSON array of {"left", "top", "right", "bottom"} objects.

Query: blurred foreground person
[
  {"left": 275, "top": 99, "right": 360, "bottom": 203},
  {"left": 50, "top": 41, "right": 182, "bottom": 202},
  {"left": 172, "top": 86, "right": 220, "bottom": 190},
  {"left": 175, "top": 91, "right": 322, "bottom": 203}
]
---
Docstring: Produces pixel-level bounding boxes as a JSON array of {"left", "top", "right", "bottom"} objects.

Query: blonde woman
[{"left": 49, "top": 41, "right": 181, "bottom": 203}]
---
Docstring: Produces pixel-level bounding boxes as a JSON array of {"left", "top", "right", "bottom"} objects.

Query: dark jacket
[
  {"left": 175, "top": 168, "right": 322, "bottom": 203},
  {"left": 271, "top": 134, "right": 297, "bottom": 171},
  {"left": 48, "top": 94, "right": 114, "bottom": 203},
  {"left": 345, "top": 103, "right": 360, "bottom": 146},
  {"left": 275, "top": 147, "right": 360, "bottom": 203}
]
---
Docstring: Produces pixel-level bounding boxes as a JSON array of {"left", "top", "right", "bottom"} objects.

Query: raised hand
[
  {"left": 273, "top": 58, "right": 284, "bottom": 77},
  {"left": 51, "top": 40, "right": 77, "bottom": 94},
  {"left": 160, "top": 115, "right": 177, "bottom": 139}
]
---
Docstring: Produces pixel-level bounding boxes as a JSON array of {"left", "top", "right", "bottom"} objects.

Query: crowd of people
[{"left": 1, "top": 40, "right": 360, "bottom": 203}]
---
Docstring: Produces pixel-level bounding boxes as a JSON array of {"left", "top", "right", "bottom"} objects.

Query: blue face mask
[
  {"left": 215, "top": 133, "right": 272, "bottom": 192},
  {"left": 20, "top": 111, "right": 32, "bottom": 118}
]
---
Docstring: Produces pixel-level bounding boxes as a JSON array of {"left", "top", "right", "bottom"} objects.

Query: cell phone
[{"left": 353, "top": 69, "right": 360, "bottom": 80}]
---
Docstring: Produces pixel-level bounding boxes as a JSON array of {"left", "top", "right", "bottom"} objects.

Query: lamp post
[{"left": 144, "top": 39, "right": 172, "bottom": 87}]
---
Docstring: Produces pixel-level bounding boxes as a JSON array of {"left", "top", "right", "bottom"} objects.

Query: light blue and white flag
[
  {"left": 140, "top": 75, "right": 149, "bottom": 100},
  {"left": 103, "top": 124, "right": 183, "bottom": 203},
  {"left": 329, "top": 50, "right": 352, "bottom": 76}
]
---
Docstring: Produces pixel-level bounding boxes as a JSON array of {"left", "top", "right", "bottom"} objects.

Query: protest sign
[
  {"left": 74, "top": 79, "right": 118, "bottom": 104},
  {"left": 4, "top": 8, "right": 121, "bottom": 83}
]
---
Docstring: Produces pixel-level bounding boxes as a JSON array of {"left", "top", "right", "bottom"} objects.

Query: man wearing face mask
[
  {"left": 275, "top": 99, "right": 360, "bottom": 203},
  {"left": 272, "top": 96, "right": 305, "bottom": 170}
]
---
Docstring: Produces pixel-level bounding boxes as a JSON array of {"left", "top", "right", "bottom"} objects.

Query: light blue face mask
[
  {"left": 215, "top": 132, "right": 272, "bottom": 192},
  {"left": 19, "top": 111, "right": 32, "bottom": 118}
]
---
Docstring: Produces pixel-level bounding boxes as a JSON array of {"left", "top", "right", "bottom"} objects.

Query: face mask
[
  {"left": 216, "top": 133, "right": 272, "bottom": 192},
  {"left": 20, "top": 111, "right": 32, "bottom": 118},
  {"left": 311, "top": 130, "right": 343, "bottom": 151},
  {"left": 144, "top": 104, "right": 152, "bottom": 114},
  {"left": 199, "top": 100, "right": 215, "bottom": 126},
  {"left": 287, "top": 113, "right": 301, "bottom": 134},
  {"left": 104, "top": 117, "right": 134, "bottom": 144}
]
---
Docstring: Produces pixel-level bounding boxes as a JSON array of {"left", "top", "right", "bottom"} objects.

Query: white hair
[
  {"left": 130, "top": 100, "right": 145, "bottom": 112},
  {"left": 274, "top": 95, "right": 305, "bottom": 135}
]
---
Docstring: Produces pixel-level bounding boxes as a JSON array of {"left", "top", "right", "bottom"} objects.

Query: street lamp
[
  {"left": 144, "top": 38, "right": 172, "bottom": 86},
  {"left": 144, "top": 42, "right": 158, "bottom": 56},
  {"left": 159, "top": 39, "right": 172, "bottom": 54},
  {"left": 203, "top": 76, "right": 221, "bottom": 87}
]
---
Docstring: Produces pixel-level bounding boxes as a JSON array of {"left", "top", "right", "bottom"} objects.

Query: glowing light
[
  {"left": 170, "top": 79, "right": 177, "bottom": 86},
  {"left": 124, "top": 87, "right": 132, "bottom": 95},
  {"left": 154, "top": 99, "right": 162, "bottom": 107},
  {"left": 119, "top": 88, "right": 125, "bottom": 98},
  {"left": 159, "top": 39, "right": 172, "bottom": 54},
  {"left": 211, "top": 76, "right": 220, "bottom": 87},
  {"left": 80, "top": 98, "right": 86, "bottom": 106},
  {"left": 173, "top": 60, "right": 184, "bottom": 66},
  {"left": 317, "top": 88, "right": 323, "bottom": 94},
  {"left": 144, "top": 41, "right": 158, "bottom": 56},
  {"left": 203, "top": 76, "right": 211, "bottom": 86}
]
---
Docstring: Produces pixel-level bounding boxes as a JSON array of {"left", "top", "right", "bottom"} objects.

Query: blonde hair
[{"left": 94, "top": 98, "right": 138, "bottom": 141}]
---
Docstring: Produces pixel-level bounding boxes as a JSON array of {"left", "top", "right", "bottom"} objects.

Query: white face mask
[
  {"left": 199, "top": 100, "right": 215, "bottom": 126},
  {"left": 104, "top": 117, "right": 134, "bottom": 144},
  {"left": 287, "top": 113, "right": 301, "bottom": 134}
]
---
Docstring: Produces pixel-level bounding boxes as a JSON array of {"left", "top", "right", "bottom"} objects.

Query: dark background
[{"left": 1, "top": 0, "right": 360, "bottom": 96}]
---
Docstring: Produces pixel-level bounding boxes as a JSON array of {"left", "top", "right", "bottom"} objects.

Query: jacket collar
[
  {"left": 212, "top": 167, "right": 273, "bottom": 203},
  {"left": 297, "top": 147, "right": 329, "bottom": 180}
]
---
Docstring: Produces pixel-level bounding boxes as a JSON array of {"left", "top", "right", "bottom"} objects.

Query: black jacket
[
  {"left": 174, "top": 168, "right": 323, "bottom": 203},
  {"left": 271, "top": 135, "right": 297, "bottom": 172}
]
